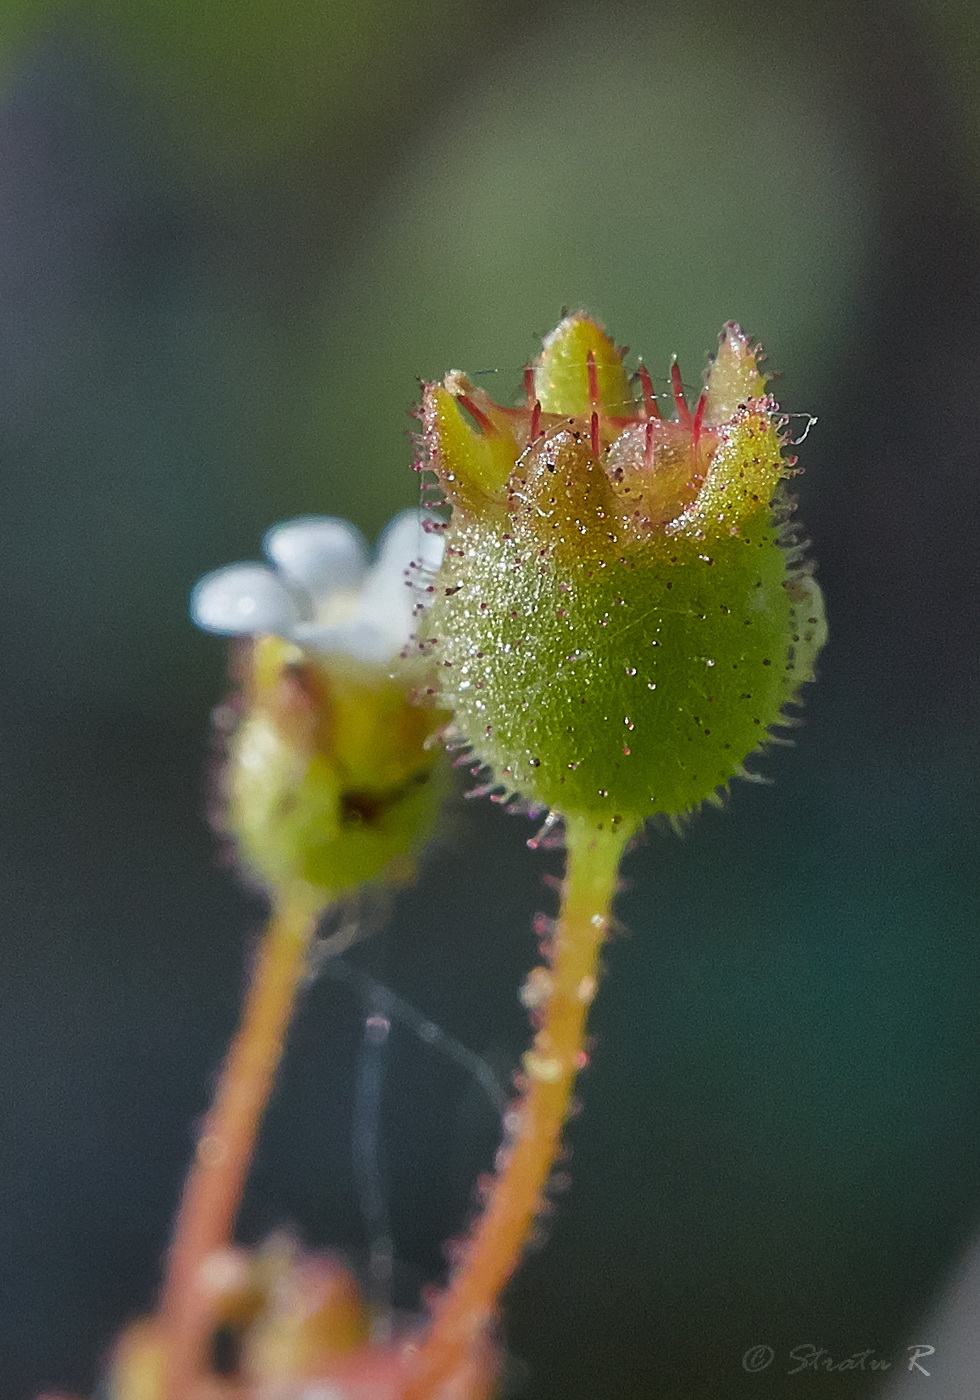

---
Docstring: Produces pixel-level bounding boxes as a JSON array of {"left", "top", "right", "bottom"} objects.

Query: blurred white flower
[{"left": 191, "top": 509, "right": 445, "bottom": 664}]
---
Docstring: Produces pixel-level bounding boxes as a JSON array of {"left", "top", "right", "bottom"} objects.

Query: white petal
[
  {"left": 190, "top": 564, "right": 300, "bottom": 637},
  {"left": 356, "top": 510, "right": 445, "bottom": 650},
  {"left": 292, "top": 619, "right": 393, "bottom": 665},
  {"left": 375, "top": 508, "right": 445, "bottom": 578},
  {"left": 262, "top": 516, "right": 367, "bottom": 602},
  {"left": 416, "top": 514, "right": 446, "bottom": 575}
]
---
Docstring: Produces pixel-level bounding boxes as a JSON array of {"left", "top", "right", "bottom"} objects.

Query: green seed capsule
[{"left": 418, "top": 315, "right": 825, "bottom": 831}]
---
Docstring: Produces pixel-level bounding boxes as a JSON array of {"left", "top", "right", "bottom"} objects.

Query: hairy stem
[
  {"left": 159, "top": 893, "right": 320, "bottom": 1399},
  {"left": 405, "top": 818, "right": 627, "bottom": 1399}
]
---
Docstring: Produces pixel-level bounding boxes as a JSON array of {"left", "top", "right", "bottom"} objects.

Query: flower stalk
[
  {"left": 159, "top": 891, "right": 322, "bottom": 1398},
  {"left": 406, "top": 817, "right": 626, "bottom": 1400}
]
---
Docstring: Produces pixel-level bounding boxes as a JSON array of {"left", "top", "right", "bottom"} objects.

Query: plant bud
[{"left": 192, "top": 513, "right": 448, "bottom": 900}]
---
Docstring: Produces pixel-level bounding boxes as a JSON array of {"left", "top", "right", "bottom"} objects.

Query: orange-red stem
[
  {"left": 159, "top": 896, "right": 318, "bottom": 1399},
  {"left": 404, "top": 820, "right": 626, "bottom": 1399}
]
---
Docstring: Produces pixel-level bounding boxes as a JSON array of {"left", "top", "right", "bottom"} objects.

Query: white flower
[{"left": 190, "top": 509, "right": 445, "bottom": 665}]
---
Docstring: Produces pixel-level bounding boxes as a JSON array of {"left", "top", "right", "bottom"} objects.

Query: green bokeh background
[{"left": 0, "top": 3, "right": 978, "bottom": 1398}]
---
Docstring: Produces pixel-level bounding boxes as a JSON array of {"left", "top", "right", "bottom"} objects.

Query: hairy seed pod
[{"left": 418, "top": 314, "right": 825, "bottom": 831}]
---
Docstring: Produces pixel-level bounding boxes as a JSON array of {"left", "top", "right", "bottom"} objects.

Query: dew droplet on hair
[
  {"left": 520, "top": 967, "right": 554, "bottom": 1010},
  {"left": 523, "top": 1051, "right": 564, "bottom": 1083}
]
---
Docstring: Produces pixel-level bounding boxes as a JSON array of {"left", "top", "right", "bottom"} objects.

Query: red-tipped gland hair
[
  {"left": 457, "top": 395, "right": 496, "bottom": 436},
  {"left": 670, "top": 360, "right": 691, "bottom": 425},
  {"left": 692, "top": 392, "right": 707, "bottom": 447},
  {"left": 587, "top": 350, "right": 601, "bottom": 457},
  {"left": 637, "top": 363, "right": 661, "bottom": 420}
]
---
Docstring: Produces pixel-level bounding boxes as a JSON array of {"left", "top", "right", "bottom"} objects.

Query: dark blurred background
[{"left": 1, "top": 2, "right": 979, "bottom": 1397}]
